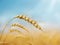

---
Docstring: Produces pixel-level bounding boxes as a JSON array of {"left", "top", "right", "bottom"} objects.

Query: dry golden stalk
[
  {"left": 15, "top": 15, "right": 42, "bottom": 30},
  {"left": 11, "top": 23, "right": 29, "bottom": 32}
]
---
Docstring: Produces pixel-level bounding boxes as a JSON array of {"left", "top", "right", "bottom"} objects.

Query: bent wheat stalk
[{"left": 0, "top": 15, "right": 42, "bottom": 41}]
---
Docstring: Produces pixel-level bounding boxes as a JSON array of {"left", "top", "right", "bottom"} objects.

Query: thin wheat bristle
[
  {"left": 15, "top": 15, "right": 42, "bottom": 30},
  {"left": 12, "top": 23, "right": 29, "bottom": 32}
]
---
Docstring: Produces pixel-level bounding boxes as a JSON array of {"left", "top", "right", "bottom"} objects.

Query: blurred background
[
  {"left": 0, "top": 0, "right": 60, "bottom": 27},
  {"left": 0, "top": 0, "right": 60, "bottom": 44}
]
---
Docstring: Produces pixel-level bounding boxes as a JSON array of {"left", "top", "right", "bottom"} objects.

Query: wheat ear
[
  {"left": 10, "top": 29, "right": 22, "bottom": 34},
  {"left": 11, "top": 23, "right": 29, "bottom": 32},
  {"left": 15, "top": 15, "right": 42, "bottom": 30}
]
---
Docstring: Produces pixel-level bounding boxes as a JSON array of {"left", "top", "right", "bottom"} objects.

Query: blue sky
[{"left": 0, "top": 0, "right": 60, "bottom": 24}]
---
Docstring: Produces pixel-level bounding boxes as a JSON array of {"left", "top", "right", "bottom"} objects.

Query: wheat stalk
[
  {"left": 15, "top": 15, "right": 42, "bottom": 30},
  {"left": 0, "top": 15, "right": 43, "bottom": 41}
]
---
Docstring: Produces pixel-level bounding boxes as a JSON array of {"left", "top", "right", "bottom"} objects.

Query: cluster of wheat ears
[{"left": 0, "top": 15, "right": 60, "bottom": 45}]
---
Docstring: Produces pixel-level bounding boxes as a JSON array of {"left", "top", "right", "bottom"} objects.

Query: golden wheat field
[{"left": 0, "top": 15, "right": 60, "bottom": 45}]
